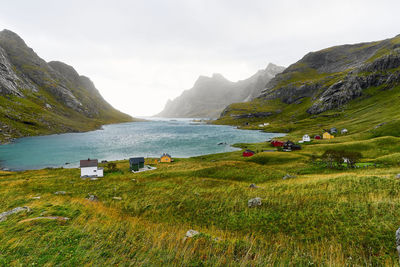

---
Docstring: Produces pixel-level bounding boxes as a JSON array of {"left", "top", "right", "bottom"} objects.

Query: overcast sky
[{"left": 1, "top": 0, "right": 400, "bottom": 116}]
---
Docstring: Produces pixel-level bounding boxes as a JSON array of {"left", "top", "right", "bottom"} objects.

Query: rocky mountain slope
[
  {"left": 0, "top": 29, "right": 133, "bottom": 143},
  {"left": 156, "top": 63, "right": 285, "bottom": 118},
  {"left": 217, "top": 34, "right": 400, "bottom": 137}
]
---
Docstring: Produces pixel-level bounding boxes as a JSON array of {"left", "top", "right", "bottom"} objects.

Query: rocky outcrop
[
  {"left": 256, "top": 35, "right": 400, "bottom": 115},
  {"left": 156, "top": 63, "right": 285, "bottom": 118}
]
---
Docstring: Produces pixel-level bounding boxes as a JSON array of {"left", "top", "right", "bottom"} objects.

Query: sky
[{"left": 1, "top": 0, "right": 400, "bottom": 116}]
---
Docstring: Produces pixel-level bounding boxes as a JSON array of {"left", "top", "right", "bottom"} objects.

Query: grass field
[{"left": 1, "top": 131, "right": 400, "bottom": 266}]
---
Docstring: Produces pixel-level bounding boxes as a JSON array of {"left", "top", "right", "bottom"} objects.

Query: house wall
[
  {"left": 161, "top": 156, "right": 171, "bottom": 162},
  {"left": 81, "top": 167, "right": 98, "bottom": 177}
]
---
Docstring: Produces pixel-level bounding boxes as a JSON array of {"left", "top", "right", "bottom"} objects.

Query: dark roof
[
  {"left": 161, "top": 153, "right": 171, "bottom": 158},
  {"left": 80, "top": 159, "right": 98, "bottom": 168},
  {"left": 129, "top": 157, "right": 145, "bottom": 164},
  {"left": 244, "top": 149, "right": 255, "bottom": 153}
]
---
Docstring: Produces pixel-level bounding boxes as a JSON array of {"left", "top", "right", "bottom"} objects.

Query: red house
[
  {"left": 243, "top": 149, "right": 255, "bottom": 157},
  {"left": 314, "top": 135, "right": 321, "bottom": 140},
  {"left": 271, "top": 140, "right": 284, "bottom": 147}
]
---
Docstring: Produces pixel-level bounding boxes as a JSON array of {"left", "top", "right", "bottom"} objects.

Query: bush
[
  {"left": 106, "top": 162, "right": 119, "bottom": 172},
  {"left": 322, "top": 150, "right": 362, "bottom": 169}
]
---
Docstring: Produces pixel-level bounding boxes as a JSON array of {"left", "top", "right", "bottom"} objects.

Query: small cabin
[
  {"left": 271, "top": 140, "right": 284, "bottom": 147},
  {"left": 323, "top": 132, "right": 334, "bottom": 139},
  {"left": 283, "top": 141, "right": 301, "bottom": 151},
  {"left": 302, "top": 135, "right": 311, "bottom": 142},
  {"left": 330, "top": 127, "right": 338, "bottom": 134},
  {"left": 341, "top": 128, "right": 348, "bottom": 134},
  {"left": 314, "top": 135, "right": 321, "bottom": 140},
  {"left": 129, "top": 157, "right": 145, "bottom": 172},
  {"left": 80, "top": 159, "right": 103, "bottom": 178},
  {"left": 243, "top": 149, "right": 255, "bottom": 157},
  {"left": 160, "top": 153, "right": 172, "bottom": 163}
]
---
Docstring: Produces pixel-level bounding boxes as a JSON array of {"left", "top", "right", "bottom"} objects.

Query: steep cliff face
[
  {"left": 156, "top": 63, "right": 285, "bottom": 118},
  {"left": 0, "top": 29, "right": 132, "bottom": 142}
]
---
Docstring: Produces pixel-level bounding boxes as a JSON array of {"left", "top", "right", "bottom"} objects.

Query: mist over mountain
[{"left": 156, "top": 63, "right": 285, "bottom": 118}]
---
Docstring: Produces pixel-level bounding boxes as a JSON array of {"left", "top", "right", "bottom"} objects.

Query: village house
[
  {"left": 314, "top": 135, "right": 322, "bottom": 140},
  {"left": 160, "top": 153, "right": 172, "bottom": 163},
  {"left": 302, "top": 134, "right": 311, "bottom": 142},
  {"left": 129, "top": 157, "right": 145, "bottom": 172},
  {"left": 80, "top": 159, "right": 103, "bottom": 178},
  {"left": 341, "top": 128, "right": 348, "bottom": 134},
  {"left": 323, "top": 132, "right": 334, "bottom": 139},
  {"left": 330, "top": 127, "right": 338, "bottom": 134},
  {"left": 283, "top": 141, "right": 301, "bottom": 151},
  {"left": 243, "top": 149, "right": 255, "bottom": 157},
  {"left": 271, "top": 140, "right": 284, "bottom": 147}
]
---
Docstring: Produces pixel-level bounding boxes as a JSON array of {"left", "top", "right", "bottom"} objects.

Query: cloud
[{"left": 1, "top": 0, "right": 400, "bottom": 116}]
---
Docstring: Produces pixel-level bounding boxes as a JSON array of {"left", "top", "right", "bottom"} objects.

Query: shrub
[{"left": 322, "top": 150, "right": 362, "bottom": 169}]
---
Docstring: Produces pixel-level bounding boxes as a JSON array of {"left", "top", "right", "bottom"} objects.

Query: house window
[{"left": 94, "top": 170, "right": 96, "bottom": 172}]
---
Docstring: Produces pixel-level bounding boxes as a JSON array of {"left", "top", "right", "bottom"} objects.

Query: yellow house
[
  {"left": 323, "top": 132, "right": 334, "bottom": 139},
  {"left": 160, "top": 153, "right": 172, "bottom": 163}
]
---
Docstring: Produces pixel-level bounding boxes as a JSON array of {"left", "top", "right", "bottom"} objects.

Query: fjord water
[{"left": 0, "top": 119, "right": 283, "bottom": 170}]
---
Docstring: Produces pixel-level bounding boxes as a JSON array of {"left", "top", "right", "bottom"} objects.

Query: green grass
[{"left": 1, "top": 131, "right": 400, "bottom": 265}]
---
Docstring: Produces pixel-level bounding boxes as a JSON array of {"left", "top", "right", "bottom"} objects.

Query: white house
[
  {"left": 302, "top": 134, "right": 311, "bottom": 142},
  {"left": 341, "top": 128, "right": 348, "bottom": 134},
  {"left": 80, "top": 159, "right": 103, "bottom": 178}
]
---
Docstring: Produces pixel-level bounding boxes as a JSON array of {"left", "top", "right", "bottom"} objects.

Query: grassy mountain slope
[
  {"left": 216, "top": 35, "right": 400, "bottom": 139},
  {"left": 0, "top": 29, "right": 134, "bottom": 143}
]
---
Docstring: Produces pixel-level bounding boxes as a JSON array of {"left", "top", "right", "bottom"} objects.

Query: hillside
[
  {"left": 0, "top": 29, "right": 134, "bottom": 143},
  {"left": 156, "top": 63, "right": 285, "bottom": 118},
  {"left": 216, "top": 34, "right": 400, "bottom": 138}
]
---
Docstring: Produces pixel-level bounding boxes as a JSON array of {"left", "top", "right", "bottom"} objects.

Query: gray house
[{"left": 129, "top": 157, "right": 145, "bottom": 172}]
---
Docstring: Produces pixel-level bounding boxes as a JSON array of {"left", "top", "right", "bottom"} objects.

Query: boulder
[
  {"left": 112, "top": 197, "right": 122, "bottom": 200},
  {"left": 54, "top": 191, "right": 66, "bottom": 195},
  {"left": 0, "top": 207, "right": 30, "bottom": 222},
  {"left": 248, "top": 197, "right": 262, "bottom": 208},
  {"left": 249, "top": 184, "right": 258, "bottom": 189},
  {"left": 283, "top": 174, "right": 296, "bottom": 180},
  {"left": 185, "top": 229, "right": 200, "bottom": 238},
  {"left": 86, "top": 194, "right": 98, "bottom": 202}
]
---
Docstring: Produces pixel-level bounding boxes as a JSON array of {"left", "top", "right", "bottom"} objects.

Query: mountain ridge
[
  {"left": 0, "top": 29, "right": 134, "bottom": 143},
  {"left": 156, "top": 63, "right": 285, "bottom": 118}
]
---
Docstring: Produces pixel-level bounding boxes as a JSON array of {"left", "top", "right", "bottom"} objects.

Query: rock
[
  {"left": 375, "top": 122, "right": 387, "bottom": 129},
  {"left": 248, "top": 197, "right": 262, "bottom": 208},
  {"left": 185, "top": 229, "right": 200, "bottom": 238},
  {"left": 283, "top": 174, "right": 296, "bottom": 180},
  {"left": 18, "top": 216, "right": 69, "bottom": 223},
  {"left": 249, "top": 183, "right": 258, "bottom": 189},
  {"left": 112, "top": 197, "right": 122, "bottom": 200},
  {"left": 86, "top": 194, "right": 98, "bottom": 202},
  {"left": 0, "top": 207, "right": 30, "bottom": 222},
  {"left": 31, "top": 196, "right": 41, "bottom": 200},
  {"left": 54, "top": 191, "right": 66, "bottom": 195},
  {"left": 45, "top": 103, "right": 52, "bottom": 109},
  {"left": 90, "top": 177, "right": 98, "bottom": 181}
]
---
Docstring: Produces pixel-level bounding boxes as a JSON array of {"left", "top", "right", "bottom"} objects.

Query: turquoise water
[{"left": 0, "top": 119, "right": 284, "bottom": 170}]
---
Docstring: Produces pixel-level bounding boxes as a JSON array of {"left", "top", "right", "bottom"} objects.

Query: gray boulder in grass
[{"left": 248, "top": 197, "right": 262, "bottom": 208}]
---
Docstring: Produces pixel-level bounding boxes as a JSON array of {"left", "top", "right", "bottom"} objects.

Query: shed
[
  {"left": 314, "top": 135, "right": 321, "bottom": 140},
  {"left": 323, "top": 132, "right": 334, "bottom": 139},
  {"left": 129, "top": 157, "right": 145, "bottom": 172},
  {"left": 160, "top": 153, "right": 172, "bottom": 163},
  {"left": 271, "top": 140, "right": 284, "bottom": 147},
  {"left": 341, "top": 128, "right": 348, "bottom": 134},
  {"left": 243, "top": 149, "right": 255, "bottom": 157},
  {"left": 80, "top": 159, "right": 103, "bottom": 178},
  {"left": 302, "top": 135, "right": 311, "bottom": 142},
  {"left": 283, "top": 141, "right": 301, "bottom": 151}
]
